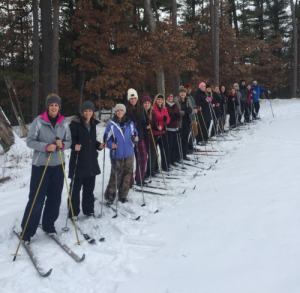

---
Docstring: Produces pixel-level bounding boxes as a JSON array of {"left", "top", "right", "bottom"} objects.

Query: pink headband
[{"left": 199, "top": 82, "right": 206, "bottom": 88}]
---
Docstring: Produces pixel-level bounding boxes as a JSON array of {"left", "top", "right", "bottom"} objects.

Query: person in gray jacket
[
  {"left": 20, "top": 94, "right": 72, "bottom": 243},
  {"left": 233, "top": 83, "right": 244, "bottom": 123}
]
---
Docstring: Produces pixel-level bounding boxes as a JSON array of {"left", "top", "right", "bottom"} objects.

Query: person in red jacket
[
  {"left": 152, "top": 94, "right": 171, "bottom": 172},
  {"left": 166, "top": 93, "right": 181, "bottom": 165}
]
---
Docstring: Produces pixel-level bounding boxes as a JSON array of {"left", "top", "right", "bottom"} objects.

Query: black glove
[
  {"left": 174, "top": 112, "right": 181, "bottom": 121},
  {"left": 163, "top": 115, "right": 167, "bottom": 122},
  {"left": 185, "top": 107, "right": 192, "bottom": 116}
]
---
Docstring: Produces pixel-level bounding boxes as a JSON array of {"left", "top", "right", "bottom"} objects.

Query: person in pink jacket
[{"left": 152, "top": 94, "right": 170, "bottom": 172}]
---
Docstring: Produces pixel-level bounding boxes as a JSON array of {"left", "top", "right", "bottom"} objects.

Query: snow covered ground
[{"left": 0, "top": 99, "right": 299, "bottom": 293}]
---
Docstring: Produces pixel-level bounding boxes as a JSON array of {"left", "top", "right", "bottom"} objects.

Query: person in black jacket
[
  {"left": 68, "top": 101, "right": 106, "bottom": 218},
  {"left": 212, "top": 86, "right": 222, "bottom": 134},
  {"left": 239, "top": 80, "right": 247, "bottom": 120},
  {"left": 126, "top": 88, "right": 147, "bottom": 186},
  {"left": 195, "top": 82, "right": 212, "bottom": 144}
]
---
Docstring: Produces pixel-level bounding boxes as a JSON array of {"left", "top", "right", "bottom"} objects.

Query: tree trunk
[
  {"left": 290, "top": 0, "right": 298, "bottom": 98},
  {"left": 0, "top": 107, "right": 14, "bottom": 153},
  {"left": 229, "top": 0, "right": 239, "bottom": 37},
  {"left": 214, "top": 0, "right": 220, "bottom": 86},
  {"left": 41, "top": 0, "right": 53, "bottom": 108},
  {"left": 143, "top": 0, "right": 165, "bottom": 95},
  {"left": 210, "top": 0, "right": 215, "bottom": 83},
  {"left": 97, "top": 68, "right": 102, "bottom": 120},
  {"left": 171, "top": 0, "right": 180, "bottom": 96},
  {"left": 52, "top": 0, "right": 59, "bottom": 95},
  {"left": 79, "top": 70, "right": 85, "bottom": 112},
  {"left": 4, "top": 76, "right": 29, "bottom": 137},
  {"left": 32, "top": 0, "right": 39, "bottom": 121}
]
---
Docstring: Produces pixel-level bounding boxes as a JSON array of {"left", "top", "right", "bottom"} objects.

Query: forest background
[{"left": 0, "top": 0, "right": 298, "bottom": 125}]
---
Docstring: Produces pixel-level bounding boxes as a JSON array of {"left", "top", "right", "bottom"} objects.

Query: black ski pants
[
  {"left": 146, "top": 150, "right": 157, "bottom": 176},
  {"left": 180, "top": 118, "right": 190, "bottom": 160},
  {"left": 229, "top": 112, "right": 237, "bottom": 127},
  {"left": 21, "top": 165, "right": 64, "bottom": 237},
  {"left": 167, "top": 130, "right": 179, "bottom": 165},
  {"left": 197, "top": 113, "right": 210, "bottom": 142},
  {"left": 253, "top": 101, "right": 260, "bottom": 116},
  {"left": 68, "top": 175, "right": 96, "bottom": 217}
]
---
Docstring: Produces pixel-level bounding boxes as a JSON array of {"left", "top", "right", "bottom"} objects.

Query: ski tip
[
  {"left": 41, "top": 268, "right": 52, "bottom": 277},
  {"left": 141, "top": 203, "right": 146, "bottom": 207},
  {"left": 134, "top": 216, "right": 141, "bottom": 221},
  {"left": 182, "top": 189, "right": 186, "bottom": 194},
  {"left": 80, "top": 254, "right": 85, "bottom": 262},
  {"left": 99, "top": 237, "right": 105, "bottom": 242},
  {"left": 193, "top": 185, "right": 196, "bottom": 190},
  {"left": 88, "top": 239, "right": 96, "bottom": 243},
  {"left": 154, "top": 210, "right": 159, "bottom": 214},
  {"left": 112, "top": 215, "right": 118, "bottom": 219}
]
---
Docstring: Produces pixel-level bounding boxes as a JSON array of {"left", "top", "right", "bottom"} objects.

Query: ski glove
[
  {"left": 163, "top": 115, "right": 168, "bottom": 122},
  {"left": 147, "top": 119, "right": 152, "bottom": 125},
  {"left": 206, "top": 97, "right": 212, "bottom": 102}
]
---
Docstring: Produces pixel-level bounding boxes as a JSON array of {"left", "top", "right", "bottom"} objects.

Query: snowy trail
[{"left": 0, "top": 99, "right": 299, "bottom": 293}]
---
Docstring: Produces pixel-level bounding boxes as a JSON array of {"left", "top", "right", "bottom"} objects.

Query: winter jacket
[
  {"left": 68, "top": 114, "right": 102, "bottom": 179},
  {"left": 152, "top": 104, "right": 171, "bottom": 135},
  {"left": 143, "top": 110, "right": 156, "bottom": 153},
  {"left": 250, "top": 85, "right": 268, "bottom": 102},
  {"left": 166, "top": 101, "right": 181, "bottom": 130},
  {"left": 235, "top": 90, "right": 242, "bottom": 114},
  {"left": 212, "top": 91, "right": 222, "bottom": 118},
  {"left": 174, "top": 96, "right": 193, "bottom": 128},
  {"left": 227, "top": 94, "right": 239, "bottom": 114},
  {"left": 246, "top": 90, "right": 253, "bottom": 104},
  {"left": 239, "top": 84, "right": 248, "bottom": 102},
  {"left": 126, "top": 107, "right": 146, "bottom": 141},
  {"left": 27, "top": 111, "right": 72, "bottom": 166},
  {"left": 104, "top": 115, "right": 138, "bottom": 159},
  {"left": 195, "top": 88, "right": 211, "bottom": 121},
  {"left": 186, "top": 94, "right": 196, "bottom": 120}
]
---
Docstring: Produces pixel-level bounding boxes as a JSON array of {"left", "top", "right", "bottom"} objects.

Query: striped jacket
[
  {"left": 104, "top": 115, "right": 138, "bottom": 159},
  {"left": 26, "top": 111, "right": 72, "bottom": 166}
]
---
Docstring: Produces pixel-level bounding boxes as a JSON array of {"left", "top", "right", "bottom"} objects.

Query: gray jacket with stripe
[{"left": 26, "top": 111, "right": 72, "bottom": 166}]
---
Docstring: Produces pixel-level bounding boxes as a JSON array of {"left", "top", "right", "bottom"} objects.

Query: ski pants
[
  {"left": 21, "top": 165, "right": 64, "bottom": 237},
  {"left": 130, "top": 140, "right": 147, "bottom": 184},
  {"left": 167, "top": 130, "right": 179, "bottom": 165},
  {"left": 229, "top": 112, "right": 237, "bottom": 127},
  {"left": 253, "top": 101, "right": 260, "bottom": 116},
  {"left": 180, "top": 118, "right": 190, "bottom": 160},
  {"left": 105, "top": 155, "right": 134, "bottom": 201},
  {"left": 146, "top": 150, "right": 157, "bottom": 177},
  {"left": 244, "top": 104, "right": 251, "bottom": 123},
  {"left": 154, "top": 133, "right": 170, "bottom": 172},
  {"left": 68, "top": 175, "right": 95, "bottom": 218},
  {"left": 197, "top": 113, "right": 210, "bottom": 142}
]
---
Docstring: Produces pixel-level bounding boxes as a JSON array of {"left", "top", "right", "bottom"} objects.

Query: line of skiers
[{"left": 19, "top": 80, "right": 270, "bottom": 243}]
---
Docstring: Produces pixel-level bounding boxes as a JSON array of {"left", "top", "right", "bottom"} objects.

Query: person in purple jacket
[
  {"left": 250, "top": 81, "right": 271, "bottom": 117},
  {"left": 104, "top": 104, "right": 138, "bottom": 205}
]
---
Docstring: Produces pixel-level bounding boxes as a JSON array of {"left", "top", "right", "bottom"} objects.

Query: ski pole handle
[{"left": 103, "top": 133, "right": 107, "bottom": 143}]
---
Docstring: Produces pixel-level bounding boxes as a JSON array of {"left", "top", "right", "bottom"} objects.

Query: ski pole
[
  {"left": 112, "top": 136, "right": 118, "bottom": 218},
  {"left": 233, "top": 103, "right": 238, "bottom": 128},
  {"left": 199, "top": 109, "right": 214, "bottom": 149},
  {"left": 56, "top": 137, "right": 82, "bottom": 245},
  {"left": 176, "top": 130, "right": 184, "bottom": 168},
  {"left": 195, "top": 113, "right": 208, "bottom": 156},
  {"left": 189, "top": 120, "right": 197, "bottom": 162},
  {"left": 208, "top": 102, "right": 218, "bottom": 137},
  {"left": 62, "top": 140, "right": 81, "bottom": 232},
  {"left": 12, "top": 152, "right": 52, "bottom": 261},
  {"left": 177, "top": 130, "right": 185, "bottom": 169},
  {"left": 134, "top": 132, "right": 146, "bottom": 207},
  {"left": 148, "top": 129, "right": 152, "bottom": 183},
  {"left": 157, "top": 122, "right": 169, "bottom": 175},
  {"left": 149, "top": 125, "right": 166, "bottom": 185},
  {"left": 267, "top": 93, "right": 274, "bottom": 118},
  {"left": 99, "top": 134, "right": 107, "bottom": 218}
]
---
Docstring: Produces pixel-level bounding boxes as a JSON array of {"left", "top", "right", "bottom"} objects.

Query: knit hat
[
  {"left": 184, "top": 83, "right": 191, "bottom": 88},
  {"left": 240, "top": 79, "right": 245, "bottom": 83},
  {"left": 127, "top": 88, "right": 138, "bottom": 101},
  {"left": 253, "top": 80, "right": 257, "bottom": 84},
  {"left": 179, "top": 86, "right": 187, "bottom": 93},
  {"left": 206, "top": 84, "right": 211, "bottom": 89},
  {"left": 81, "top": 101, "right": 95, "bottom": 113},
  {"left": 115, "top": 104, "right": 126, "bottom": 113},
  {"left": 142, "top": 94, "right": 152, "bottom": 104},
  {"left": 199, "top": 82, "right": 206, "bottom": 88},
  {"left": 233, "top": 83, "right": 239, "bottom": 87},
  {"left": 46, "top": 94, "right": 61, "bottom": 109}
]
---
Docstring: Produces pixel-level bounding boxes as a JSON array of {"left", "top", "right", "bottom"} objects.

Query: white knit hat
[
  {"left": 127, "top": 88, "right": 138, "bottom": 101},
  {"left": 115, "top": 104, "right": 126, "bottom": 113}
]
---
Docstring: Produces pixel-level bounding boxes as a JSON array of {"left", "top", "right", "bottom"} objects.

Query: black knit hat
[
  {"left": 206, "top": 84, "right": 211, "bottom": 89},
  {"left": 46, "top": 94, "right": 61, "bottom": 109},
  {"left": 240, "top": 79, "right": 245, "bottom": 83},
  {"left": 81, "top": 101, "right": 95, "bottom": 113}
]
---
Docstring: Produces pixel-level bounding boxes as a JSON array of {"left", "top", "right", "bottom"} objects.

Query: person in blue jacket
[
  {"left": 104, "top": 104, "right": 138, "bottom": 205},
  {"left": 250, "top": 81, "right": 271, "bottom": 117}
]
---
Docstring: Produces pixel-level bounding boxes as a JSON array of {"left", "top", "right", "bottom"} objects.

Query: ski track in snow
[{"left": 0, "top": 99, "right": 299, "bottom": 293}]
